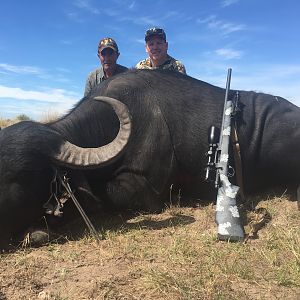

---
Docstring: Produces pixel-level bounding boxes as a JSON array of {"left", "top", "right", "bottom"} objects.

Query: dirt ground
[{"left": 0, "top": 197, "right": 299, "bottom": 300}]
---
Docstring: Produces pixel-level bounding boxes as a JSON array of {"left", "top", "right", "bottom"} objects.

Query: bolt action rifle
[{"left": 205, "top": 68, "right": 244, "bottom": 242}]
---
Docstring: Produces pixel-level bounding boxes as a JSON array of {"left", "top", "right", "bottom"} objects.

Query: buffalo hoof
[
  {"left": 21, "top": 229, "right": 50, "bottom": 248},
  {"left": 30, "top": 230, "right": 50, "bottom": 246},
  {"left": 297, "top": 186, "right": 300, "bottom": 210}
]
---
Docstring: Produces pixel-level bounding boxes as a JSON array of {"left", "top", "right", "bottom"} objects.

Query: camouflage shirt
[
  {"left": 84, "top": 64, "right": 128, "bottom": 96},
  {"left": 135, "top": 55, "right": 186, "bottom": 74}
]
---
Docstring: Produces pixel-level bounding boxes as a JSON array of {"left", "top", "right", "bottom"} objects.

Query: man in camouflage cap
[
  {"left": 135, "top": 27, "right": 186, "bottom": 74},
  {"left": 84, "top": 37, "right": 128, "bottom": 96}
]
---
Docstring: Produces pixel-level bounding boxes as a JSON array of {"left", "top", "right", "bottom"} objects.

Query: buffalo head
[{"left": 0, "top": 96, "right": 131, "bottom": 249}]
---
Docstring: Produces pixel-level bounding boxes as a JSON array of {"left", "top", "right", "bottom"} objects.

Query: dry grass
[
  {"left": 0, "top": 117, "right": 18, "bottom": 128},
  {"left": 0, "top": 112, "right": 59, "bottom": 129},
  {"left": 0, "top": 195, "right": 299, "bottom": 300},
  {"left": 39, "top": 110, "right": 61, "bottom": 124}
]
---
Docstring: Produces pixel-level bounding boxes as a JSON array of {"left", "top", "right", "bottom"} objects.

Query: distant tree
[{"left": 16, "top": 114, "right": 31, "bottom": 121}]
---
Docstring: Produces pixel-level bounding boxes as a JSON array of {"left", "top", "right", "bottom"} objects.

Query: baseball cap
[
  {"left": 145, "top": 27, "right": 166, "bottom": 42},
  {"left": 98, "top": 37, "right": 119, "bottom": 54}
]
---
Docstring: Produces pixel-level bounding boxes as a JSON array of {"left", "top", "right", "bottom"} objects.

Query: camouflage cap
[
  {"left": 145, "top": 27, "right": 166, "bottom": 42},
  {"left": 98, "top": 37, "right": 119, "bottom": 54}
]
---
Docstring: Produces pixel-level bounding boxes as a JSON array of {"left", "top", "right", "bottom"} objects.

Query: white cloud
[
  {"left": 130, "top": 15, "right": 159, "bottom": 26},
  {"left": 129, "top": 1, "right": 135, "bottom": 9},
  {"left": 196, "top": 15, "right": 216, "bottom": 25},
  {"left": 0, "top": 85, "right": 78, "bottom": 104},
  {"left": 55, "top": 67, "right": 71, "bottom": 73},
  {"left": 0, "top": 85, "right": 81, "bottom": 119},
  {"left": 135, "top": 39, "right": 145, "bottom": 44},
  {"left": 187, "top": 61, "right": 300, "bottom": 107},
  {"left": 197, "top": 15, "right": 246, "bottom": 35},
  {"left": 265, "top": 65, "right": 300, "bottom": 77},
  {"left": 0, "top": 102, "right": 61, "bottom": 120},
  {"left": 215, "top": 48, "right": 243, "bottom": 59},
  {"left": 60, "top": 39, "right": 73, "bottom": 45},
  {"left": 0, "top": 63, "right": 44, "bottom": 75},
  {"left": 73, "top": 0, "right": 100, "bottom": 14},
  {"left": 161, "top": 11, "right": 187, "bottom": 21},
  {"left": 66, "top": 12, "right": 85, "bottom": 23},
  {"left": 0, "top": 63, "right": 73, "bottom": 84},
  {"left": 208, "top": 20, "right": 245, "bottom": 34},
  {"left": 221, "top": 0, "right": 239, "bottom": 7},
  {"left": 232, "top": 76, "right": 300, "bottom": 106}
]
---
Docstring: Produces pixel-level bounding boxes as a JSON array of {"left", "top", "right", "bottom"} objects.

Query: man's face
[
  {"left": 145, "top": 36, "right": 168, "bottom": 63},
  {"left": 98, "top": 47, "right": 119, "bottom": 73}
]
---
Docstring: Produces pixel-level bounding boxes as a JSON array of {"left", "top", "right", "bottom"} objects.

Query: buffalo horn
[{"left": 54, "top": 96, "right": 131, "bottom": 168}]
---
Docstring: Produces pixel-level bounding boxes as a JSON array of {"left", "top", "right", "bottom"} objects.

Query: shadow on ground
[
  {"left": 7, "top": 185, "right": 298, "bottom": 251},
  {"left": 56, "top": 208, "right": 196, "bottom": 243}
]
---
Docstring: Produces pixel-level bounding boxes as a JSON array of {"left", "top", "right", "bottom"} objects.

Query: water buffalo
[{"left": 0, "top": 69, "right": 299, "bottom": 248}]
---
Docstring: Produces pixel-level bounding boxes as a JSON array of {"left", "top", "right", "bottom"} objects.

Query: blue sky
[{"left": 0, "top": 0, "right": 299, "bottom": 120}]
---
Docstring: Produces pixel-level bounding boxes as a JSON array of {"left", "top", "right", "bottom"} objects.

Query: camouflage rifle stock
[{"left": 205, "top": 68, "right": 244, "bottom": 242}]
